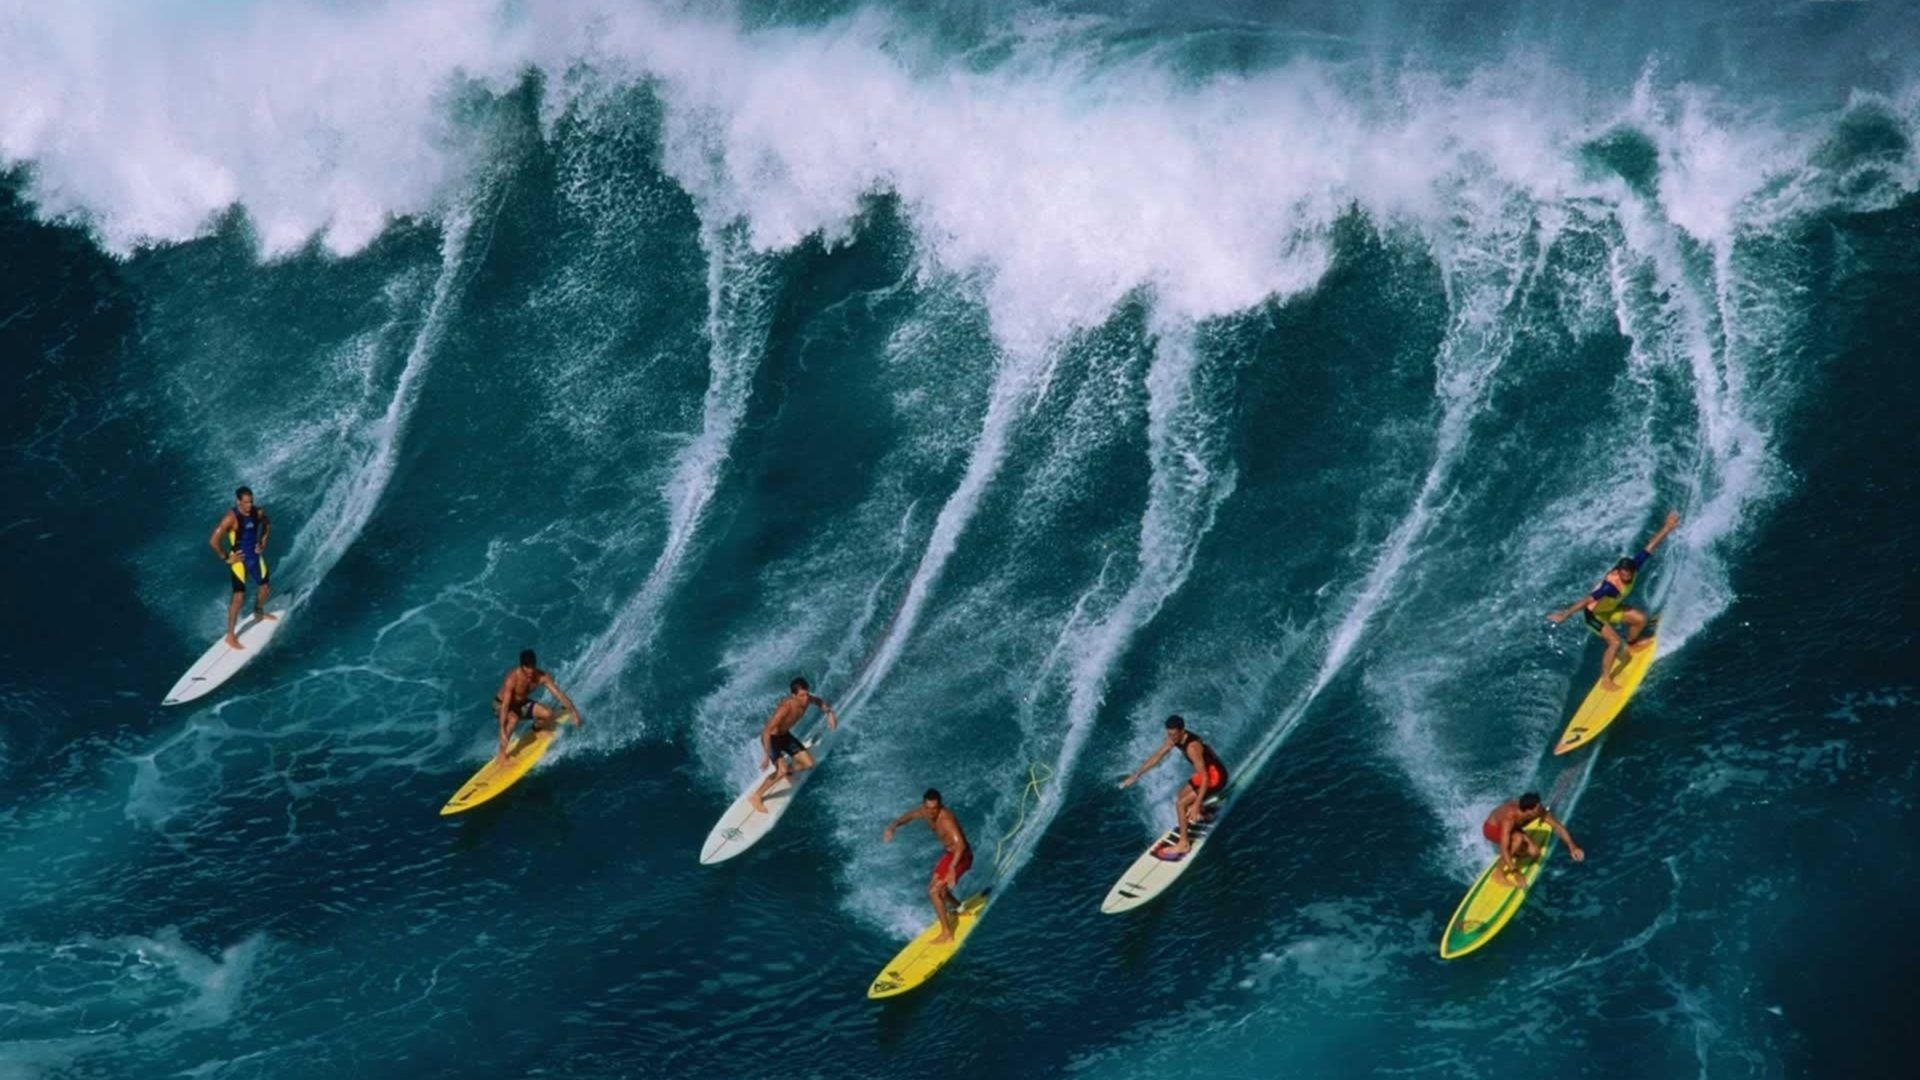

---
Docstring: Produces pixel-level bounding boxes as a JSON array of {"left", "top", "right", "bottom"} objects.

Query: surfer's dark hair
[
  {"left": 1614, "top": 557, "right": 1639, "bottom": 572},
  {"left": 923, "top": 788, "right": 942, "bottom": 804},
  {"left": 235, "top": 485, "right": 253, "bottom": 500},
  {"left": 1518, "top": 792, "right": 1542, "bottom": 811},
  {"left": 790, "top": 677, "right": 810, "bottom": 693},
  {"left": 520, "top": 649, "right": 537, "bottom": 668},
  {"left": 1165, "top": 714, "right": 1186, "bottom": 730}
]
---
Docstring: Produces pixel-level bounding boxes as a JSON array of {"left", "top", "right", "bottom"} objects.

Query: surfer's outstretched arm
[
  {"left": 541, "top": 674, "right": 583, "bottom": 726},
  {"left": 1118, "top": 742, "right": 1172, "bottom": 789},
  {"left": 1546, "top": 596, "right": 1591, "bottom": 624},
  {"left": 883, "top": 805, "right": 931, "bottom": 842},
  {"left": 1641, "top": 510, "right": 1681, "bottom": 556},
  {"left": 812, "top": 694, "right": 838, "bottom": 730},
  {"left": 1543, "top": 811, "right": 1585, "bottom": 862}
]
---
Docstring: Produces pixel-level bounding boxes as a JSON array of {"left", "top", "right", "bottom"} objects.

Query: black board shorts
[
  {"left": 769, "top": 731, "right": 806, "bottom": 761},
  {"left": 493, "top": 697, "right": 537, "bottom": 721}
]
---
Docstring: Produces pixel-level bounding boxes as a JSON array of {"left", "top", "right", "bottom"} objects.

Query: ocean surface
[{"left": 2, "top": 2, "right": 1916, "bottom": 1077}]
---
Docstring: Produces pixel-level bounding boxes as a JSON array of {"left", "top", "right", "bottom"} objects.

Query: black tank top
[{"left": 1176, "top": 731, "right": 1223, "bottom": 773}]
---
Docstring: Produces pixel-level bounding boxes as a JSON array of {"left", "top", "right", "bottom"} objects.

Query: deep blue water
[{"left": 2, "top": 2, "right": 1917, "bottom": 1077}]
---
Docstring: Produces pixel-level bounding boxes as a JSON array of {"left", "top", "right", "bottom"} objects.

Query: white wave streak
[
  {"left": 1613, "top": 201, "right": 1776, "bottom": 652},
  {"left": 280, "top": 204, "right": 477, "bottom": 608},
  {"left": 822, "top": 503, "right": 921, "bottom": 690},
  {"left": 571, "top": 226, "right": 778, "bottom": 703},
  {"left": 1242, "top": 209, "right": 1551, "bottom": 783},
  {"left": 833, "top": 347, "right": 1053, "bottom": 717},
  {"left": 995, "top": 320, "right": 1237, "bottom": 883}
]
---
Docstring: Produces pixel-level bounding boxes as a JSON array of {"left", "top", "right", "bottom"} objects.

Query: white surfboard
[
  {"left": 1100, "top": 794, "right": 1226, "bottom": 914},
  {"left": 699, "top": 731, "right": 824, "bottom": 865},
  {"left": 161, "top": 608, "right": 286, "bottom": 706}
]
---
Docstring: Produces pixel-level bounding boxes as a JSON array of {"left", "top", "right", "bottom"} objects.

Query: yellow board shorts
[
  {"left": 229, "top": 554, "right": 269, "bottom": 593},
  {"left": 1583, "top": 606, "right": 1627, "bottom": 634}
]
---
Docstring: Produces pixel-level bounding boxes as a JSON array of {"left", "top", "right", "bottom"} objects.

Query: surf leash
[{"left": 990, "top": 761, "right": 1057, "bottom": 880}]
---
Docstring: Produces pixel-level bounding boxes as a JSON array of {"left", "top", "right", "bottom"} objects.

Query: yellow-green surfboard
[
  {"left": 867, "top": 891, "right": 990, "bottom": 999},
  {"left": 1554, "top": 636, "right": 1658, "bottom": 755},
  {"left": 1439, "top": 821, "right": 1555, "bottom": 960},
  {"left": 440, "top": 711, "right": 571, "bottom": 816}
]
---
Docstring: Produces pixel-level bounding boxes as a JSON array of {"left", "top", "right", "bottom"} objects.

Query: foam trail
[
  {"left": 833, "top": 346, "right": 1052, "bottom": 717},
  {"left": 570, "top": 225, "right": 778, "bottom": 705},
  {"left": 1234, "top": 211, "right": 1553, "bottom": 796},
  {"left": 822, "top": 503, "right": 922, "bottom": 690},
  {"left": 1614, "top": 234, "right": 1772, "bottom": 651},
  {"left": 995, "top": 320, "right": 1236, "bottom": 883},
  {"left": 279, "top": 200, "right": 483, "bottom": 610}
]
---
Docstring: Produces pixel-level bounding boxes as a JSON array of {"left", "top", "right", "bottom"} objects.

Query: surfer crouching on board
[
  {"left": 209, "top": 486, "right": 276, "bottom": 650},
  {"left": 1484, "top": 793, "right": 1584, "bottom": 889},
  {"left": 1547, "top": 510, "right": 1682, "bottom": 691},
  {"left": 747, "top": 678, "right": 838, "bottom": 813},
  {"left": 883, "top": 789, "right": 972, "bottom": 943},
  {"left": 1118, "top": 714, "right": 1229, "bottom": 857},
  {"left": 493, "top": 649, "right": 582, "bottom": 766}
]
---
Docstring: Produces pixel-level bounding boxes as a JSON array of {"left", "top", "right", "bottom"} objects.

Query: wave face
[{"left": 3, "top": 3, "right": 1918, "bottom": 1077}]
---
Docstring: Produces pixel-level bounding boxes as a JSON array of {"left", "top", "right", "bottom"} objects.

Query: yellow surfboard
[
  {"left": 866, "top": 891, "right": 991, "bottom": 999},
  {"left": 1554, "top": 636, "right": 1658, "bottom": 755},
  {"left": 439, "top": 711, "right": 572, "bottom": 816},
  {"left": 1439, "top": 821, "right": 1556, "bottom": 959}
]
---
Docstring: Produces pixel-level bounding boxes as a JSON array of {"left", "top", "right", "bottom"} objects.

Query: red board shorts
[
  {"left": 933, "top": 847, "right": 973, "bottom": 886},
  {"left": 1188, "top": 763, "right": 1227, "bottom": 793},
  {"left": 1482, "top": 819, "right": 1503, "bottom": 845}
]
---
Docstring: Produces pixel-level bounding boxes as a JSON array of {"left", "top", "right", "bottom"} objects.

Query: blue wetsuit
[
  {"left": 1582, "top": 549, "right": 1648, "bottom": 632},
  {"left": 228, "top": 506, "right": 269, "bottom": 592}
]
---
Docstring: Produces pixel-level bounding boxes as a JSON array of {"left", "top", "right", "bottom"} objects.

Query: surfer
[
  {"left": 1118, "top": 714, "right": 1229, "bottom": 856},
  {"left": 746, "top": 678, "right": 838, "bottom": 813},
  {"left": 1483, "top": 793, "right": 1583, "bottom": 889},
  {"left": 1547, "top": 510, "right": 1682, "bottom": 690},
  {"left": 883, "top": 789, "right": 972, "bottom": 943},
  {"left": 493, "top": 649, "right": 582, "bottom": 766},
  {"left": 208, "top": 486, "right": 276, "bottom": 649}
]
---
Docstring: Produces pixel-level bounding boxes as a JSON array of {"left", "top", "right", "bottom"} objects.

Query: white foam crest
[
  {"left": 0, "top": 0, "right": 528, "bottom": 255},
  {"left": 993, "top": 318, "right": 1237, "bottom": 884},
  {"left": 569, "top": 225, "right": 779, "bottom": 708},
  {"left": 279, "top": 202, "right": 479, "bottom": 609},
  {"left": 5, "top": 2, "right": 1597, "bottom": 352},
  {"left": 1626, "top": 77, "right": 1801, "bottom": 248},
  {"left": 600, "top": 5, "right": 1538, "bottom": 352}
]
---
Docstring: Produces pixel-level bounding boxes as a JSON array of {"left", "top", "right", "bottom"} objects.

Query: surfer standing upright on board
[
  {"left": 208, "top": 486, "right": 276, "bottom": 650},
  {"left": 884, "top": 789, "right": 972, "bottom": 943},
  {"left": 1119, "top": 715, "right": 1229, "bottom": 857},
  {"left": 747, "top": 678, "right": 838, "bottom": 813},
  {"left": 493, "top": 649, "right": 582, "bottom": 766},
  {"left": 1483, "top": 793, "right": 1584, "bottom": 889},
  {"left": 1547, "top": 510, "right": 1682, "bottom": 690}
]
